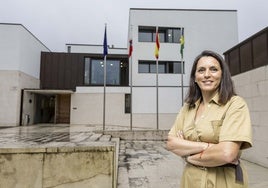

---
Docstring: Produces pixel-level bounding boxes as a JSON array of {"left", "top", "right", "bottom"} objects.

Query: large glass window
[
  {"left": 84, "top": 58, "right": 128, "bottom": 86},
  {"left": 138, "top": 61, "right": 184, "bottom": 74},
  {"left": 91, "top": 59, "right": 105, "bottom": 84},
  {"left": 139, "top": 26, "right": 182, "bottom": 43}
]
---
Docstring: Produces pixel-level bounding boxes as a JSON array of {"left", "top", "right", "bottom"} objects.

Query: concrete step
[
  {"left": 87, "top": 133, "right": 103, "bottom": 141},
  {"left": 99, "top": 134, "right": 112, "bottom": 141}
]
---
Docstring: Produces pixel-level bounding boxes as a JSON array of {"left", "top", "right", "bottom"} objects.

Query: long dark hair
[{"left": 185, "top": 50, "right": 236, "bottom": 108}]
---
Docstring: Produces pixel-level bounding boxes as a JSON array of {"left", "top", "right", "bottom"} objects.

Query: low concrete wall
[{"left": 0, "top": 144, "right": 116, "bottom": 188}]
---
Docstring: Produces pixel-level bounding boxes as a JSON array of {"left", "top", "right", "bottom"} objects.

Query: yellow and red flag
[{"left": 154, "top": 28, "right": 160, "bottom": 59}]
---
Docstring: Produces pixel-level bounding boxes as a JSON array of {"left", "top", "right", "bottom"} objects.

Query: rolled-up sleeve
[{"left": 219, "top": 96, "right": 253, "bottom": 150}]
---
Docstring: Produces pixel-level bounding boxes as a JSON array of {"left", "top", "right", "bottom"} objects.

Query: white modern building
[
  {"left": 0, "top": 23, "right": 50, "bottom": 126},
  {"left": 1, "top": 9, "right": 238, "bottom": 129},
  {"left": 126, "top": 8, "right": 238, "bottom": 129},
  {"left": 59, "top": 8, "right": 238, "bottom": 129}
]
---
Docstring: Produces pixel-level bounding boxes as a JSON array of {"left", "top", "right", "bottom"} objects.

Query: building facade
[
  {"left": 0, "top": 23, "right": 50, "bottom": 126},
  {"left": 127, "top": 8, "right": 238, "bottom": 129},
  {"left": 28, "top": 9, "right": 238, "bottom": 129},
  {"left": 39, "top": 48, "right": 129, "bottom": 126},
  {"left": 1, "top": 9, "right": 238, "bottom": 128}
]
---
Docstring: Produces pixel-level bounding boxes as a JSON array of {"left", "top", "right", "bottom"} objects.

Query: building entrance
[
  {"left": 21, "top": 90, "right": 72, "bottom": 125},
  {"left": 34, "top": 94, "right": 55, "bottom": 124},
  {"left": 34, "top": 94, "right": 71, "bottom": 124}
]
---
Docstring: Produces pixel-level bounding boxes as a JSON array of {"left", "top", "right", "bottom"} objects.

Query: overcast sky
[{"left": 1, "top": 0, "right": 267, "bottom": 52}]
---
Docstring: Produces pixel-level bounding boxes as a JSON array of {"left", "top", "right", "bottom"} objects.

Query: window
[
  {"left": 84, "top": 58, "right": 90, "bottom": 84},
  {"left": 139, "top": 26, "right": 182, "bottom": 43},
  {"left": 138, "top": 61, "right": 184, "bottom": 74},
  {"left": 125, "top": 94, "right": 131, "bottom": 113},
  {"left": 84, "top": 58, "right": 128, "bottom": 86},
  {"left": 67, "top": 46, "right": 71, "bottom": 53},
  {"left": 138, "top": 27, "right": 155, "bottom": 42}
]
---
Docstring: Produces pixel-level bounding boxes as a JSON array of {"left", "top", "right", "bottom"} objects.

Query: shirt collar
[
  {"left": 194, "top": 92, "right": 221, "bottom": 107},
  {"left": 210, "top": 92, "right": 221, "bottom": 105}
]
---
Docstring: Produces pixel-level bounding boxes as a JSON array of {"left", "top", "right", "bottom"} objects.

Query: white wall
[
  {"left": 232, "top": 65, "right": 268, "bottom": 168},
  {"left": 0, "top": 70, "right": 39, "bottom": 126},
  {"left": 0, "top": 25, "right": 20, "bottom": 70},
  {"left": 0, "top": 24, "right": 50, "bottom": 126},
  {"left": 132, "top": 87, "right": 182, "bottom": 113},
  {"left": 72, "top": 87, "right": 180, "bottom": 129},
  {"left": 0, "top": 24, "right": 50, "bottom": 78},
  {"left": 72, "top": 87, "right": 130, "bottom": 127}
]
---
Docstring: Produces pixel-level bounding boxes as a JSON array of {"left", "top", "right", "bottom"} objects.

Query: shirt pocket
[{"left": 210, "top": 120, "right": 223, "bottom": 142}]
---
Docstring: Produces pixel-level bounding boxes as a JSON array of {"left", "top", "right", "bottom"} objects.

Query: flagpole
[
  {"left": 181, "top": 57, "right": 184, "bottom": 106},
  {"left": 103, "top": 55, "right": 107, "bottom": 130},
  {"left": 103, "top": 24, "right": 108, "bottom": 131},
  {"left": 129, "top": 26, "right": 133, "bottom": 131},
  {"left": 156, "top": 58, "right": 159, "bottom": 130},
  {"left": 155, "top": 27, "right": 160, "bottom": 130},
  {"left": 130, "top": 55, "right": 133, "bottom": 130},
  {"left": 180, "top": 27, "right": 184, "bottom": 106}
]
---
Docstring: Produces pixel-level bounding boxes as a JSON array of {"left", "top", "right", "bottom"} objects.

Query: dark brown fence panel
[
  {"left": 229, "top": 48, "right": 240, "bottom": 75},
  {"left": 72, "top": 54, "right": 84, "bottom": 88},
  {"left": 57, "top": 53, "right": 66, "bottom": 89},
  {"left": 253, "top": 32, "right": 268, "bottom": 68},
  {"left": 40, "top": 52, "right": 81, "bottom": 90},
  {"left": 240, "top": 41, "right": 253, "bottom": 72},
  {"left": 224, "top": 27, "right": 268, "bottom": 76}
]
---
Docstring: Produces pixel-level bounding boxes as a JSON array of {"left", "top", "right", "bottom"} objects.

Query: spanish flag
[{"left": 154, "top": 28, "right": 160, "bottom": 59}]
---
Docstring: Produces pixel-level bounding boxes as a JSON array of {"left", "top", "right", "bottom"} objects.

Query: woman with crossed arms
[{"left": 167, "top": 50, "right": 252, "bottom": 188}]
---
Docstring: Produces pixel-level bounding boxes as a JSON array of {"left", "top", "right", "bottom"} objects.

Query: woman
[{"left": 167, "top": 50, "right": 252, "bottom": 188}]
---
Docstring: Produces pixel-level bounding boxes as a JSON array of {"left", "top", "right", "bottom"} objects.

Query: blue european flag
[{"left": 103, "top": 25, "right": 108, "bottom": 56}]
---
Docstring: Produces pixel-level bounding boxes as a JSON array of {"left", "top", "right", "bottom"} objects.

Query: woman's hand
[
  {"left": 176, "top": 130, "right": 184, "bottom": 140},
  {"left": 231, "top": 156, "right": 239, "bottom": 165}
]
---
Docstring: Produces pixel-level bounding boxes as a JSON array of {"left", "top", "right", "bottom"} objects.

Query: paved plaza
[
  {"left": 117, "top": 140, "right": 268, "bottom": 188},
  {"left": 0, "top": 124, "right": 268, "bottom": 188}
]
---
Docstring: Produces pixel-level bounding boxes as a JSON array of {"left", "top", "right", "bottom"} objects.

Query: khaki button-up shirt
[{"left": 169, "top": 94, "right": 252, "bottom": 188}]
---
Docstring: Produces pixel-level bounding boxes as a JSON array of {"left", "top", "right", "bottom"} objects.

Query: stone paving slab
[
  {"left": 117, "top": 140, "right": 268, "bottom": 188},
  {"left": 0, "top": 124, "right": 115, "bottom": 149},
  {"left": 117, "top": 140, "right": 182, "bottom": 188}
]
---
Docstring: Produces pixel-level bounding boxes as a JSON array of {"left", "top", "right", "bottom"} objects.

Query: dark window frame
[
  {"left": 138, "top": 60, "right": 184, "bottom": 74},
  {"left": 84, "top": 57, "right": 129, "bottom": 86},
  {"left": 138, "top": 26, "right": 182, "bottom": 43}
]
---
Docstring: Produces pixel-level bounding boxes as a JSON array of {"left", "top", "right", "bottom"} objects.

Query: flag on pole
[
  {"left": 103, "top": 25, "right": 108, "bottom": 56},
  {"left": 129, "top": 39, "right": 133, "bottom": 57},
  {"left": 154, "top": 28, "right": 160, "bottom": 59},
  {"left": 180, "top": 28, "right": 184, "bottom": 59}
]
